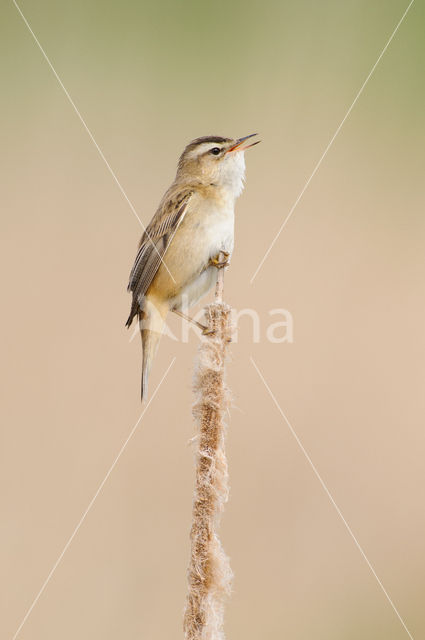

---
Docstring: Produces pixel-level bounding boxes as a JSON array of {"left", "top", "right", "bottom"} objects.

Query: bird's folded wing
[{"left": 126, "top": 189, "right": 192, "bottom": 324}]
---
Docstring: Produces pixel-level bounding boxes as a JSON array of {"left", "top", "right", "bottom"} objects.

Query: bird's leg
[
  {"left": 173, "top": 309, "right": 213, "bottom": 334},
  {"left": 209, "top": 251, "right": 230, "bottom": 269}
]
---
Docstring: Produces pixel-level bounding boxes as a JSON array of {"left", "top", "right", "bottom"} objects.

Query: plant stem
[{"left": 184, "top": 255, "right": 232, "bottom": 640}]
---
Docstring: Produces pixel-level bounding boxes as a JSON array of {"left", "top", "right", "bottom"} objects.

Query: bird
[{"left": 126, "top": 133, "right": 259, "bottom": 401}]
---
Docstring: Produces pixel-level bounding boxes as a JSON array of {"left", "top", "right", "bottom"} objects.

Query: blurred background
[{"left": 1, "top": 1, "right": 424, "bottom": 638}]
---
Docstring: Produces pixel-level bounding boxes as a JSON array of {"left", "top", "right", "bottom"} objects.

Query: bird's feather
[{"left": 126, "top": 187, "right": 193, "bottom": 327}]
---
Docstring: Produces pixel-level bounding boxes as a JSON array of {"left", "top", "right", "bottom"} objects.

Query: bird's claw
[
  {"left": 209, "top": 252, "right": 230, "bottom": 269},
  {"left": 202, "top": 327, "right": 216, "bottom": 336}
]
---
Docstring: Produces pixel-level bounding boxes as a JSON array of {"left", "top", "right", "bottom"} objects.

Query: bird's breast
[
  {"left": 148, "top": 195, "right": 235, "bottom": 306},
  {"left": 187, "top": 197, "right": 234, "bottom": 249}
]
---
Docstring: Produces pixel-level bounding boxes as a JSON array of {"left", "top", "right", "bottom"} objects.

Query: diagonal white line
[
  {"left": 250, "top": 0, "right": 415, "bottom": 284},
  {"left": 12, "top": 0, "right": 176, "bottom": 284},
  {"left": 11, "top": 357, "right": 176, "bottom": 640},
  {"left": 250, "top": 356, "right": 414, "bottom": 640}
]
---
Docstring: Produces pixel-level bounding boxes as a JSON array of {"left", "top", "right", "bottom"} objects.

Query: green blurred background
[{"left": 2, "top": 1, "right": 424, "bottom": 638}]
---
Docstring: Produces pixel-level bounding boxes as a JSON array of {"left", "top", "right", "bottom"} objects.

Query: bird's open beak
[{"left": 227, "top": 133, "right": 260, "bottom": 153}]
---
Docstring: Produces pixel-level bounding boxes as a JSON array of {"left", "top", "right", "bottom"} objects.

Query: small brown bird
[{"left": 126, "top": 134, "right": 259, "bottom": 400}]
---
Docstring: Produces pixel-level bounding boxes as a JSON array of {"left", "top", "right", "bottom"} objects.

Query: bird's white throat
[{"left": 216, "top": 151, "right": 246, "bottom": 200}]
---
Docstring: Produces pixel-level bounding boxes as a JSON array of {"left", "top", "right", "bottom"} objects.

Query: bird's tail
[{"left": 139, "top": 299, "right": 168, "bottom": 402}]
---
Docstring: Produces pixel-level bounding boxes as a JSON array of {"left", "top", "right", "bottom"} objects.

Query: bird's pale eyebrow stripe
[
  {"left": 190, "top": 143, "right": 225, "bottom": 158},
  {"left": 185, "top": 136, "right": 231, "bottom": 155}
]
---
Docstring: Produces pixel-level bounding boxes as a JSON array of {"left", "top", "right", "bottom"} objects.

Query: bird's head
[{"left": 176, "top": 134, "right": 260, "bottom": 198}]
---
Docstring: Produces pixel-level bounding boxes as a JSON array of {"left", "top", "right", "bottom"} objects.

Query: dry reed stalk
[{"left": 183, "top": 258, "right": 233, "bottom": 640}]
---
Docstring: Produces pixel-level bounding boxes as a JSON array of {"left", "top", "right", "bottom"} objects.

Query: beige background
[{"left": 2, "top": 1, "right": 425, "bottom": 638}]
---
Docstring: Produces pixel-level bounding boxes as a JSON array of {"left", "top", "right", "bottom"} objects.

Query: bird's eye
[{"left": 210, "top": 147, "right": 221, "bottom": 155}]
